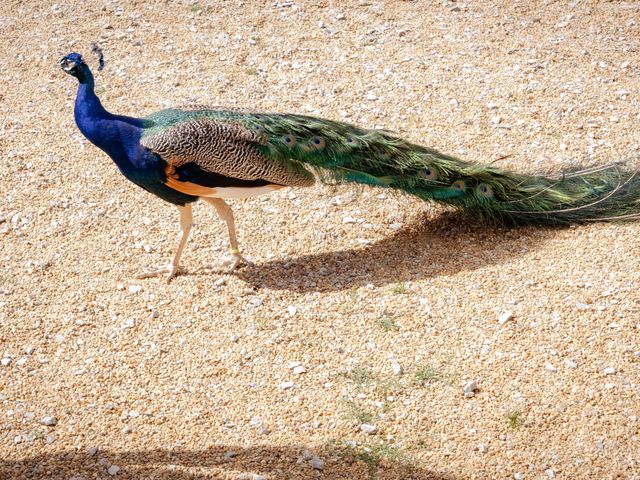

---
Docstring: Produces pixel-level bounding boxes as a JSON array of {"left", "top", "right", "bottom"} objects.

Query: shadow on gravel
[
  {"left": 235, "top": 210, "right": 554, "bottom": 292},
  {"left": 0, "top": 445, "right": 454, "bottom": 480}
]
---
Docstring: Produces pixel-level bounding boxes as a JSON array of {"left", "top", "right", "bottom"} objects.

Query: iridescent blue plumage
[{"left": 61, "top": 52, "right": 197, "bottom": 206}]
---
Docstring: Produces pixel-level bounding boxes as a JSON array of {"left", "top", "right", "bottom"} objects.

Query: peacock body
[{"left": 61, "top": 51, "right": 640, "bottom": 280}]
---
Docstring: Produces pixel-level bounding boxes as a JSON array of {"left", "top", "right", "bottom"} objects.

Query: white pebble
[
  {"left": 128, "top": 285, "right": 142, "bottom": 294},
  {"left": 1, "top": 357, "right": 11, "bottom": 366},
  {"left": 279, "top": 381, "right": 294, "bottom": 390},
  {"left": 292, "top": 366, "right": 306, "bottom": 375},
  {"left": 42, "top": 416, "right": 57, "bottom": 426},
  {"left": 545, "top": 469, "right": 555, "bottom": 478},
  {"left": 604, "top": 367, "right": 616, "bottom": 375},
  {"left": 247, "top": 297, "right": 263, "bottom": 308},
  {"left": 360, "top": 423, "right": 377, "bottom": 434},
  {"left": 564, "top": 359, "right": 577, "bottom": 369},
  {"left": 107, "top": 465, "right": 121, "bottom": 476},
  {"left": 498, "top": 311, "right": 513, "bottom": 325},
  {"left": 128, "top": 410, "right": 139, "bottom": 418},
  {"left": 464, "top": 380, "right": 478, "bottom": 397},
  {"left": 477, "top": 444, "right": 487, "bottom": 453},
  {"left": 391, "top": 361, "right": 402, "bottom": 376},
  {"left": 287, "top": 306, "right": 297, "bottom": 316},
  {"left": 309, "top": 456, "right": 325, "bottom": 470},
  {"left": 388, "top": 223, "right": 403, "bottom": 231},
  {"left": 213, "top": 278, "right": 226, "bottom": 287},
  {"left": 342, "top": 216, "right": 356, "bottom": 224},
  {"left": 545, "top": 363, "right": 557, "bottom": 372},
  {"left": 514, "top": 473, "right": 524, "bottom": 480}
]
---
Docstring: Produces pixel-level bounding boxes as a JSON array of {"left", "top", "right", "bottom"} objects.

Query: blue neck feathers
[
  {"left": 68, "top": 60, "right": 197, "bottom": 206},
  {"left": 73, "top": 66, "right": 145, "bottom": 171}
]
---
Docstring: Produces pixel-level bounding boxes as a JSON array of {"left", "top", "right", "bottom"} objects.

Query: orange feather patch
[{"left": 164, "top": 165, "right": 218, "bottom": 197}]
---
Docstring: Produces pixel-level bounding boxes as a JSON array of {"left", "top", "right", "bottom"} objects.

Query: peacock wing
[{"left": 140, "top": 116, "right": 316, "bottom": 188}]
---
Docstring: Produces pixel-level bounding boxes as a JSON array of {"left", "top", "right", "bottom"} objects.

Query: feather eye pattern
[{"left": 141, "top": 106, "right": 640, "bottom": 225}]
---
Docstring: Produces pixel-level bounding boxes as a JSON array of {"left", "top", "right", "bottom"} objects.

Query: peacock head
[{"left": 60, "top": 52, "right": 90, "bottom": 80}]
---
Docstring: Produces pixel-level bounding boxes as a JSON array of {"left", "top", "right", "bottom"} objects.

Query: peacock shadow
[
  {"left": 0, "top": 445, "right": 454, "bottom": 480},
  {"left": 231, "top": 209, "right": 556, "bottom": 292}
]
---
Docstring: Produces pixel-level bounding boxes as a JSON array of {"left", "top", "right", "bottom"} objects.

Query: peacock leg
[
  {"left": 137, "top": 203, "right": 193, "bottom": 282},
  {"left": 203, "top": 197, "right": 252, "bottom": 269}
]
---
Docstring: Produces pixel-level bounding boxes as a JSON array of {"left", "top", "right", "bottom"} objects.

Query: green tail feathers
[
  {"left": 248, "top": 112, "right": 640, "bottom": 225},
  {"left": 157, "top": 107, "right": 640, "bottom": 225}
]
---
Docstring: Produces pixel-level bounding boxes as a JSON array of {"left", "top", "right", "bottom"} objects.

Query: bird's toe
[{"left": 137, "top": 263, "right": 182, "bottom": 280}]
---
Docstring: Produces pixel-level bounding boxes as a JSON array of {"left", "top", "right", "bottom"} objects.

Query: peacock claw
[
  {"left": 136, "top": 263, "right": 182, "bottom": 282},
  {"left": 220, "top": 253, "right": 252, "bottom": 270}
]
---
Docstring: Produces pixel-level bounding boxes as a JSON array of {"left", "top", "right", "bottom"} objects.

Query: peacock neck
[
  {"left": 73, "top": 71, "right": 145, "bottom": 171},
  {"left": 74, "top": 76, "right": 110, "bottom": 131}
]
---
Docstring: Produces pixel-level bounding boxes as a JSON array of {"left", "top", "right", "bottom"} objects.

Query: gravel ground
[{"left": 1, "top": 1, "right": 640, "bottom": 479}]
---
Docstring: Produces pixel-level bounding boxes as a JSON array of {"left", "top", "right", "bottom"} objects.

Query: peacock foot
[
  {"left": 220, "top": 252, "right": 253, "bottom": 271},
  {"left": 136, "top": 263, "right": 183, "bottom": 282}
]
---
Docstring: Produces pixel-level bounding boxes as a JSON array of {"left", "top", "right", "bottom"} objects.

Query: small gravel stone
[
  {"left": 545, "top": 363, "right": 557, "bottom": 372},
  {"left": 360, "top": 423, "right": 377, "bottom": 434},
  {"left": 603, "top": 367, "right": 616, "bottom": 375},
  {"left": 564, "top": 359, "right": 577, "bottom": 369},
  {"left": 309, "top": 456, "right": 325, "bottom": 470},
  {"left": 128, "top": 285, "right": 142, "bottom": 294},
  {"left": 464, "top": 380, "right": 478, "bottom": 397},
  {"left": 498, "top": 311, "right": 513, "bottom": 325},
  {"left": 279, "top": 381, "right": 294, "bottom": 390},
  {"left": 107, "top": 465, "right": 121, "bottom": 475},
  {"left": 477, "top": 444, "right": 487, "bottom": 453},
  {"left": 287, "top": 306, "right": 297, "bottom": 316},
  {"left": 224, "top": 450, "right": 239, "bottom": 459},
  {"left": 41, "top": 416, "right": 57, "bottom": 426},
  {"left": 292, "top": 366, "right": 306, "bottom": 375},
  {"left": 87, "top": 447, "right": 99, "bottom": 456},
  {"left": 213, "top": 278, "right": 226, "bottom": 287},
  {"left": 247, "top": 297, "right": 263, "bottom": 309},
  {"left": 544, "top": 469, "right": 555, "bottom": 478},
  {"left": 1, "top": 357, "right": 11, "bottom": 366},
  {"left": 391, "top": 361, "right": 402, "bottom": 376}
]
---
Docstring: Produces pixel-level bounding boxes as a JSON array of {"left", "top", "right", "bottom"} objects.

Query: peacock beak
[{"left": 60, "top": 57, "right": 77, "bottom": 73}]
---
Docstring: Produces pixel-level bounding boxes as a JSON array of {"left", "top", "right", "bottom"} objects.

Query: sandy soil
[{"left": 1, "top": 1, "right": 639, "bottom": 479}]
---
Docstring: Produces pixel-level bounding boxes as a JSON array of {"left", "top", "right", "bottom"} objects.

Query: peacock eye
[
  {"left": 420, "top": 167, "right": 437, "bottom": 180},
  {"left": 282, "top": 135, "right": 296, "bottom": 147},
  {"left": 345, "top": 135, "right": 359, "bottom": 147},
  {"left": 309, "top": 136, "right": 326, "bottom": 149},
  {"left": 253, "top": 125, "right": 265, "bottom": 135},
  {"left": 477, "top": 183, "right": 494, "bottom": 198},
  {"left": 452, "top": 180, "right": 466, "bottom": 191}
]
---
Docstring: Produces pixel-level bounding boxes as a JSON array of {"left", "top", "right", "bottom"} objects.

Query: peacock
[{"left": 61, "top": 50, "right": 640, "bottom": 281}]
